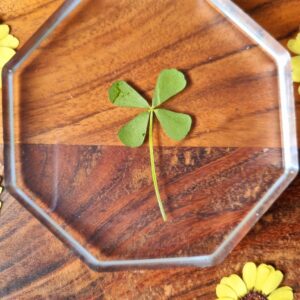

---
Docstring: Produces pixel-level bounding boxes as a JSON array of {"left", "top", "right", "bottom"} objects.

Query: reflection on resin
[{"left": 18, "top": 144, "right": 283, "bottom": 260}]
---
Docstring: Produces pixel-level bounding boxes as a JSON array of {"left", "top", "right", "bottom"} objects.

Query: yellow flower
[
  {"left": 287, "top": 33, "right": 300, "bottom": 95},
  {"left": 0, "top": 24, "right": 19, "bottom": 88},
  {"left": 216, "top": 262, "right": 294, "bottom": 300},
  {"left": 287, "top": 33, "right": 300, "bottom": 55},
  {"left": 291, "top": 56, "right": 300, "bottom": 83}
]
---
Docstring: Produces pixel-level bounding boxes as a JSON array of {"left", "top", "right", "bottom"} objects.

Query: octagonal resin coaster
[{"left": 2, "top": 0, "right": 298, "bottom": 270}]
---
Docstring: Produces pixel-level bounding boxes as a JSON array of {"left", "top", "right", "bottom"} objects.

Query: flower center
[{"left": 241, "top": 291, "right": 267, "bottom": 300}]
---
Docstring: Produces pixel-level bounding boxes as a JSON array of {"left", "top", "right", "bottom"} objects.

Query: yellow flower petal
[
  {"left": 0, "top": 57, "right": 8, "bottom": 67},
  {"left": 292, "top": 70, "right": 300, "bottom": 82},
  {"left": 287, "top": 38, "right": 300, "bottom": 55},
  {"left": 268, "top": 265, "right": 275, "bottom": 272},
  {"left": 243, "top": 262, "right": 257, "bottom": 290},
  {"left": 0, "top": 34, "right": 19, "bottom": 49},
  {"left": 0, "top": 47, "right": 15, "bottom": 62},
  {"left": 297, "top": 33, "right": 300, "bottom": 40},
  {"left": 278, "top": 286, "right": 292, "bottom": 291},
  {"left": 217, "top": 298, "right": 235, "bottom": 300},
  {"left": 216, "top": 284, "right": 238, "bottom": 300},
  {"left": 255, "top": 264, "right": 272, "bottom": 291},
  {"left": 268, "top": 286, "right": 294, "bottom": 300},
  {"left": 291, "top": 56, "right": 300, "bottom": 83},
  {"left": 0, "top": 48, "right": 15, "bottom": 88},
  {"left": 262, "top": 270, "right": 284, "bottom": 295},
  {"left": 221, "top": 275, "right": 247, "bottom": 297},
  {"left": 0, "top": 24, "right": 9, "bottom": 40}
]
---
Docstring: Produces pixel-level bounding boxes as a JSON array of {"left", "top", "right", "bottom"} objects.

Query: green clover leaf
[
  {"left": 154, "top": 108, "right": 192, "bottom": 141},
  {"left": 108, "top": 69, "right": 192, "bottom": 221},
  {"left": 152, "top": 69, "right": 187, "bottom": 107},
  {"left": 109, "top": 80, "right": 149, "bottom": 108},
  {"left": 118, "top": 111, "right": 150, "bottom": 147}
]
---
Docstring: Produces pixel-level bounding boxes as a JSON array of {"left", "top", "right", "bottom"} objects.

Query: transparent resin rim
[{"left": 2, "top": 0, "right": 298, "bottom": 271}]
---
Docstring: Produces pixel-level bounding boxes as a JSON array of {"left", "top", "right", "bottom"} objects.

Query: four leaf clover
[{"left": 108, "top": 69, "right": 192, "bottom": 221}]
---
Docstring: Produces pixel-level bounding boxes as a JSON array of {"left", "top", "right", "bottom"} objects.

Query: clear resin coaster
[{"left": 2, "top": 0, "right": 298, "bottom": 270}]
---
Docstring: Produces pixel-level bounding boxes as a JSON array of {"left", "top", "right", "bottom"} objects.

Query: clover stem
[{"left": 149, "top": 109, "right": 167, "bottom": 222}]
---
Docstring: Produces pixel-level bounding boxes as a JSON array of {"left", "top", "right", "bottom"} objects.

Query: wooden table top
[{"left": 0, "top": 0, "right": 299, "bottom": 299}]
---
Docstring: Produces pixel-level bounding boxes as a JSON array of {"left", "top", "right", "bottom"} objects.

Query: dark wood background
[{"left": 0, "top": 0, "right": 300, "bottom": 299}]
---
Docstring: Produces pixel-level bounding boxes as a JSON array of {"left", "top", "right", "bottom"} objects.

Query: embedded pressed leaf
[
  {"left": 118, "top": 111, "right": 150, "bottom": 147},
  {"left": 155, "top": 108, "right": 192, "bottom": 141},
  {"left": 152, "top": 69, "right": 187, "bottom": 107},
  {"left": 109, "top": 80, "right": 149, "bottom": 108},
  {"left": 107, "top": 68, "right": 192, "bottom": 221}
]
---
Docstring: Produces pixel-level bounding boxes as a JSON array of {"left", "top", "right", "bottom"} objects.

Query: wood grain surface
[
  {"left": 17, "top": 145, "right": 282, "bottom": 261},
  {"left": 9, "top": 0, "right": 281, "bottom": 148},
  {"left": 0, "top": 0, "right": 300, "bottom": 299},
  {"left": 4, "top": 0, "right": 285, "bottom": 263}
]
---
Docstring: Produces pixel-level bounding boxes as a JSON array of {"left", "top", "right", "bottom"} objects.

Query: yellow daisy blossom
[
  {"left": 287, "top": 33, "right": 300, "bottom": 55},
  {"left": 0, "top": 24, "right": 19, "bottom": 88},
  {"left": 287, "top": 33, "right": 300, "bottom": 94},
  {"left": 216, "top": 262, "right": 294, "bottom": 300}
]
